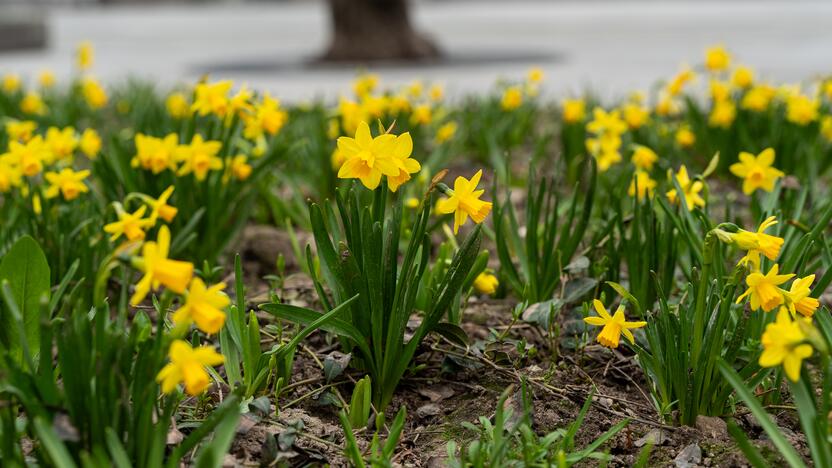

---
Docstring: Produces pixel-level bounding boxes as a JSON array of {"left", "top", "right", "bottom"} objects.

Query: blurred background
[{"left": 1, "top": 0, "right": 831, "bottom": 101}]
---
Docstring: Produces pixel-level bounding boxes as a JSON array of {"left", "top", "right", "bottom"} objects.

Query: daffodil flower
[
  {"left": 724, "top": 216, "right": 784, "bottom": 271},
  {"left": 130, "top": 225, "right": 194, "bottom": 305},
  {"left": 784, "top": 275, "right": 820, "bottom": 318},
  {"left": 584, "top": 299, "right": 646, "bottom": 349},
  {"left": 191, "top": 80, "right": 233, "bottom": 117},
  {"left": 132, "top": 133, "right": 180, "bottom": 174},
  {"left": 172, "top": 278, "right": 229, "bottom": 335},
  {"left": 759, "top": 308, "right": 813, "bottom": 382},
  {"left": 729, "top": 148, "right": 784, "bottom": 195},
  {"left": 736, "top": 264, "right": 793, "bottom": 312},
  {"left": 177, "top": 134, "right": 223, "bottom": 181},
  {"left": 157, "top": 340, "right": 224, "bottom": 395},
  {"left": 435, "top": 169, "right": 493, "bottom": 234},
  {"left": 631, "top": 146, "right": 658, "bottom": 171},
  {"left": 44, "top": 168, "right": 89, "bottom": 201},
  {"left": 146, "top": 186, "right": 178, "bottom": 223},
  {"left": 337, "top": 121, "right": 400, "bottom": 190},
  {"left": 104, "top": 204, "right": 154, "bottom": 242},
  {"left": 473, "top": 273, "right": 499, "bottom": 296},
  {"left": 666, "top": 165, "right": 705, "bottom": 211},
  {"left": 79, "top": 128, "right": 102, "bottom": 159}
]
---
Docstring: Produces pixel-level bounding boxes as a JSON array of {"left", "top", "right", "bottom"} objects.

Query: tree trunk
[{"left": 322, "top": 0, "right": 440, "bottom": 62}]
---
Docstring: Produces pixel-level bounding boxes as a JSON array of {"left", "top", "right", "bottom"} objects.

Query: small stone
[
  {"left": 674, "top": 443, "right": 702, "bottom": 468},
  {"left": 417, "top": 403, "right": 441, "bottom": 418},
  {"left": 635, "top": 428, "right": 668, "bottom": 447},
  {"left": 695, "top": 415, "right": 728, "bottom": 439}
]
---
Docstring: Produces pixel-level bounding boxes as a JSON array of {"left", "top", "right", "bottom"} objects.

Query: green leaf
[
  {"left": 717, "top": 360, "right": 807, "bottom": 468},
  {"left": 32, "top": 417, "right": 78, "bottom": 468},
  {"left": 0, "top": 236, "right": 50, "bottom": 363},
  {"left": 433, "top": 322, "right": 469, "bottom": 347}
]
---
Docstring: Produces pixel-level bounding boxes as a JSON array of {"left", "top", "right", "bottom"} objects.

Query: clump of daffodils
[
  {"left": 713, "top": 216, "right": 822, "bottom": 381},
  {"left": 585, "top": 108, "right": 627, "bottom": 172}
]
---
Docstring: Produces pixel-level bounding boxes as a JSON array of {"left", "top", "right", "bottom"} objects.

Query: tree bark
[{"left": 322, "top": 0, "right": 440, "bottom": 62}]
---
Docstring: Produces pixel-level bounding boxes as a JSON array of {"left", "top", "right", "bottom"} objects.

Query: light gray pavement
[{"left": 1, "top": 1, "right": 831, "bottom": 102}]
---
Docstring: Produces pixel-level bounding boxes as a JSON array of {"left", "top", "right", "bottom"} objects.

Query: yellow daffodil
[
  {"left": 243, "top": 93, "right": 288, "bottom": 140},
  {"left": 704, "top": 45, "right": 731, "bottom": 72},
  {"left": 655, "top": 95, "right": 679, "bottom": 117},
  {"left": 586, "top": 131, "right": 623, "bottom": 173},
  {"left": 722, "top": 216, "right": 784, "bottom": 271},
  {"left": 584, "top": 299, "right": 646, "bottom": 349},
  {"left": 336, "top": 121, "right": 400, "bottom": 190},
  {"left": 166, "top": 92, "right": 190, "bottom": 119},
  {"left": 227, "top": 85, "right": 254, "bottom": 118},
  {"left": 622, "top": 103, "right": 649, "bottom": 130},
  {"left": 666, "top": 165, "right": 705, "bottom": 211},
  {"left": 822, "top": 116, "right": 832, "bottom": 143},
  {"left": 0, "top": 160, "right": 22, "bottom": 192},
  {"left": 81, "top": 77, "right": 108, "bottom": 109},
  {"left": 759, "top": 308, "right": 813, "bottom": 382},
  {"left": 629, "top": 171, "right": 656, "bottom": 201},
  {"left": 104, "top": 205, "right": 154, "bottom": 242},
  {"left": 76, "top": 41, "right": 94, "bottom": 71},
  {"left": 709, "top": 80, "right": 732, "bottom": 102},
  {"left": 501, "top": 86, "right": 523, "bottom": 111},
  {"left": 44, "top": 168, "right": 89, "bottom": 201},
  {"left": 45, "top": 126, "right": 78, "bottom": 161},
  {"left": 708, "top": 99, "right": 736, "bottom": 128},
  {"left": 352, "top": 73, "right": 379, "bottom": 98},
  {"left": 132, "top": 133, "right": 180, "bottom": 174},
  {"left": 5, "top": 120, "right": 37, "bottom": 142},
  {"left": 586, "top": 108, "right": 627, "bottom": 135},
  {"left": 741, "top": 84, "right": 776, "bottom": 112},
  {"left": 388, "top": 93, "right": 411, "bottom": 115},
  {"left": 527, "top": 67, "right": 545, "bottom": 83},
  {"left": 473, "top": 273, "right": 499, "bottom": 295},
  {"left": 2, "top": 74, "right": 21, "bottom": 93},
  {"left": 675, "top": 126, "right": 695, "bottom": 148},
  {"left": 435, "top": 121, "right": 458, "bottom": 144},
  {"left": 429, "top": 84, "right": 444, "bottom": 101},
  {"left": 410, "top": 104, "right": 432, "bottom": 125},
  {"left": 784, "top": 275, "right": 820, "bottom": 318},
  {"left": 729, "top": 148, "right": 784, "bottom": 195},
  {"left": 786, "top": 94, "right": 819, "bottom": 125},
  {"left": 732, "top": 66, "right": 755, "bottom": 89},
  {"left": 631, "top": 145, "right": 658, "bottom": 171},
  {"left": 386, "top": 133, "right": 420, "bottom": 192},
  {"left": 666, "top": 66, "right": 695, "bottom": 96},
  {"left": 405, "top": 197, "right": 420, "bottom": 209},
  {"left": 436, "top": 169, "right": 493, "bottom": 234},
  {"left": 157, "top": 340, "right": 224, "bottom": 395},
  {"left": 20, "top": 92, "right": 46, "bottom": 115},
  {"left": 736, "top": 264, "right": 793, "bottom": 312},
  {"left": 229, "top": 155, "right": 252, "bottom": 181},
  {"left": 191, "top": 80, "right": 233, "bottom": 117},
  {"left": 130, "top": 225, "right": 194, "bottom": 305},
  {"left": 172, "top": 278, "right": 229, "bottom": 334},
  {"left": 79, "top": 128, "right": 102, "bottom": 159},
  {"left": 177, "top": 134, "right": 223, "bottom": 181},
  {"left": 38, "top": 70, "right": 55, "bottom": 88},
  {"left": 5, "top": 136, "right": 50, "bottom": 177},
  {"left": 146, "top": 186, "right": 178, "bottom": 223},
  {"left": 562, "top": 99, "right": 586, "bottom": 124}
]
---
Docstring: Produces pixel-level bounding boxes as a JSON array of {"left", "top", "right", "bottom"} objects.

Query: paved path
[{"left": 1, "top": 1, "right": 831, "bottom": 102}]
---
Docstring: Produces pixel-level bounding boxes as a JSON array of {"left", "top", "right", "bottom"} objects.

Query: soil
[{"left": 212, "top": 225, "right": 811, "bottom": 467}]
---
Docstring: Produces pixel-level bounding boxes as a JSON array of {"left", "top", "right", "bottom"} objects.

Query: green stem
[{"left": 691, "top": 231, "right": 716, "bottom": 362}]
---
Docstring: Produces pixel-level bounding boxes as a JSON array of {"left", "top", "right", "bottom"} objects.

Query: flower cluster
[{"left": 715, "top": 216, "right": 820, "bottom": 381}]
